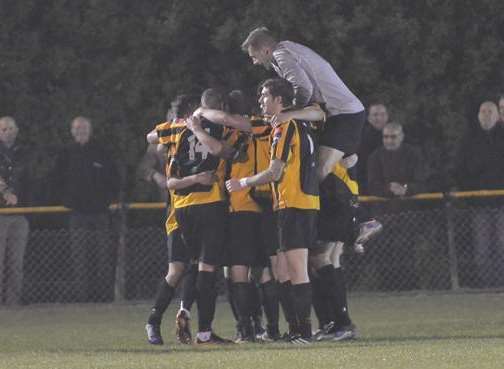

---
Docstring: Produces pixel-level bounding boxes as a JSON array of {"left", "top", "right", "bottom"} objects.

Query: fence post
[
  {"left": 114, "top": 202, "right": 128, "bottom": 301},
  {"left": 445, "top": 197, "right": 460, "bottom": 290}
]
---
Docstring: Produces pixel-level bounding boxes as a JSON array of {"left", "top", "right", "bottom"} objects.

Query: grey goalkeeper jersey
[{"left": 271, "top": 41, "right": 364, "bottom": 116}]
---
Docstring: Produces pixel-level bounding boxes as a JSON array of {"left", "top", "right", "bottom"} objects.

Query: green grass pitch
[{"left": 1, "top": 292, "right": 503, "bottom": 369}]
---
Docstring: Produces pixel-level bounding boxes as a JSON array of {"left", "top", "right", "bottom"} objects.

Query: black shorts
[
  {"left": 167, "top": 228, "right": 188, "bottom": 263},
  {"left": 319, "top": 110, "right": 365, "bottom": 154},
  {"left": 261, "top": 208, "right": 279, "bottom": 257},
  {"left": 227, "top": 212, "right": 268, "bottom": 267},
  {"left": 276, "top": 208, "right": 318, "bottom": 251},
  {"left": 175, "top": 202, "right": 227, "bottom": 266},
  {"left": 318, "top": 194, "right": 357, "bottom": 244}
]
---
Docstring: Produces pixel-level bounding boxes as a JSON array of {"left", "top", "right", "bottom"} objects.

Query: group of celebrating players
[{"left": 144, "top": 27, "right": 383, "bottom": 346}]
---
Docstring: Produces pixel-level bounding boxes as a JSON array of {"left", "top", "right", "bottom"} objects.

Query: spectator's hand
[
  {"left": 186, "top": 116, "right": 203, "bottom": 132},
  {"left": 226, "top": 178, "right": 246, "bottom": 192},
  {"left": 195, "top": 171, "right": 217, "bottom": 185},
  {"left": 341, "top": 154, "right": 358, "bottom": 169},
  {"left": 389, "top": 182, "right": 407, "bottom": 196},
  {"left": 3, "top": 192, "right": 18, "bottom": 206},
  {"left": 270, "top": 112, "right": 292, "bottom": 128}
]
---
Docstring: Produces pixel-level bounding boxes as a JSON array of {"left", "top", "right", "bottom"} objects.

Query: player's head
[
  {"left": 0, "top": 116, "right": 19, "bottom": 146},
  {"left": 70, "top": 116, "right": 92, "bottom": 145},
  {"left": 241, "top": 27, "right": 277, "bottom": 69},
  {"left": 201, "top": 88, "right": 226, "bottom": 110},
  {"left": 497, "top": 94, "right": 504, "bottom": 123},
  {"left": 367, "top": 103, "right": 389, "bottom": 131},
  {"left": 228, "top": 90, "right": 251, "bottom": 115},
  {"left": 258, "top": 78, "right": 294, "bottom": 116},
  {"left": 382, "top": 122, "right": 404, "bottom": 151},
  {"left": 171, "top": 94, "right": 200, "bottom": 119},
  {"left": 478, "top": 101, "right": 499, "bottom": 131}
]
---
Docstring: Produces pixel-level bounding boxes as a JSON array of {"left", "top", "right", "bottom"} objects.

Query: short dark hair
[
  {"left": 228, "top": 90, "right": 251, "bottom": 115},
  {"left": 171, "top": 94, "right": 200, "bottom": 119},
  {"left": 201, "top": 88, "right": 225, "bottom": 110},
  {"left": 241, "top": 27, "right": 277, "bottom": 51},
  {"left": 260, "top": 78, "right": 294, "bottom": 107}
]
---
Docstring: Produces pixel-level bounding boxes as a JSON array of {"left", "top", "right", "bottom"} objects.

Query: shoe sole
[
  {"left": 355, "top": 224, "right": 383, "bottom": 244},
  {"left": 175, "top": 316, "right": 192, "bottom": 345}
]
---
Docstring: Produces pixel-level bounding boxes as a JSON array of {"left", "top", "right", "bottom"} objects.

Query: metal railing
[{"left": 0, "top": 190, "right": 503, "bottom": 305}]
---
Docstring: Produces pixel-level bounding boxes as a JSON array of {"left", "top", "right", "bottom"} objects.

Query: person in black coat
[
  {"left": 455, "top": 101, "right": 504, "bottom": 287},
  {"left": 0, "top": 116, "right": 29, "bottom": 305},
  {"left": 52, "top": 116, "right": 119, "bottom": 302}
]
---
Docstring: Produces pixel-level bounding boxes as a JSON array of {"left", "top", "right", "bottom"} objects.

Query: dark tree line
[{"left": 1, "top": 0, "right": 503, "bottom": 201}]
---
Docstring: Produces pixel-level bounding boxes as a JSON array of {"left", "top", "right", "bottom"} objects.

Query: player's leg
[
  {"left": 146, "top": 229, "right": 187, "bottom": 345},
  {"left": 194, "top": 203, "right": 232, "bottom": 344}
]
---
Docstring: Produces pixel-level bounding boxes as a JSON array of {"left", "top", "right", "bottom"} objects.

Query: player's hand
[
  {"left": 341, "top": 154, "right": 358, "bottom": 169},
  {"left": 152, "top": 172, "right": 167, "bottom": 189},
  {"left": 226, "top": 178, "right": 246, "bottom": 192},
  {"left": 186, "top": 116, "right": 203, "bottom": 132},
  {"left": 195, "top": 171, "right": 217, "bottom": 185},
  {"left": 3, "top": 192, "right": 18, "bottom": 206},
  {"left": 192, "top": 107, "right": 204, "bottom": 119},
  {"left": 389, "top": 182, "right": 407, "bottom": 196},
  {"left": 270, "top": 112, "right": 292, "bottom": 128}
]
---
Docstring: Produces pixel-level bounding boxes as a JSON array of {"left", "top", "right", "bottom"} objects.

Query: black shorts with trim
[
  {"left": 227, "top": 212, "right": 268, "bottom": 267},
  {"left": 319, "top": 110, "right": 366, "bottom": 154},
  {"left": 167, "top": 228, "right": 188, "bottom": 263},
  {"left": 318, "top": 194, "right": 357, "bottom": 244},
  {"left": 276, "top": 208, "right": 318, "bottom": 251},
  {"left": 175, "top": 202, "right": 227, "bottom": 266}
]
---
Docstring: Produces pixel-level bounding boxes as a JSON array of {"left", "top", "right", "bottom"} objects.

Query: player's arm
[
  {"left": 166, "top": 170, "right": 217, "bottom": 190},
  {"left": 146, "top": 129, "right": 159, "bottom": 144},
  {"left": 186, "top": 116, "right": 236, "bottom": 159},
  {"left": 193, "top": 107, "right": 252, "bottom": 132},
  {"left": 226, "top": 159, "right": 284, "bottom": 192},
  {"left": 270, "top": 104, "right": 326, "bottom": 127},
  {"left": 274, "top": 49, "right": 313, "bottom": 107}
]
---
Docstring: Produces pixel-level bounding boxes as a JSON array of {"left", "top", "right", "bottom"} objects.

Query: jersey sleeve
[{"left": 271, "top": 121, "right": 296, "bottom": 163}]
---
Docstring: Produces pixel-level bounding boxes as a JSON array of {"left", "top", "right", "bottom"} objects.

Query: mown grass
[{"left": 1, "top": 292, "right": 503, "bottom": 369}]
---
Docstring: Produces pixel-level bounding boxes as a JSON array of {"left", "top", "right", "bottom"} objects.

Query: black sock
[
  {"left": 318, "top": 265, "right": 351, "bottom": 329},
  {"left": 261, "top": 280, "right": 279, "bottom": 333},
  {"left": 233, "top": 282, "right": 253, "bottom": 337},
  {"left": 148, "top": 278, "right": 175, "bottom": 325},
  {"left": 278, "top": 281, "right": 296, "bottom": 332},
  {"left": 310, "top": 273, "right": 332, "bottom": 329},
  {"left": 248, "top": 282, "right": 263, "bottom": 326},
  {"left": 196, "top": 271, "right": 217, "bottom": 332},
  {"left": 226, "top": 277, "right": 240, "bottom": 325},
  {"left": 291, "top": 282, "right": 312, "bottom": 339},
  {"left": 180, "top": 264, "right": 198, "bottom": 311}
]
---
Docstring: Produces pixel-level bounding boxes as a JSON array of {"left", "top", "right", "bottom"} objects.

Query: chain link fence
[{"left": 1, "top": 193, "right": 504, "bottom": 305}]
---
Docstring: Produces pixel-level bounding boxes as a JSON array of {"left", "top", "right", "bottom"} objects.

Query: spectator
[
  {"left": 367, "top": 122, "right": 428, "bottom": 201},
  {"left": 455, "top": 101, "right": 504, "bottom": 287},
  {"left": 52, "top": 116, "right": 119, "bottom": 302},
  {"left": 367, "top": 122, "right": 430, "bottom": 290},
  {"left": 357, "top": 103, "right": 389, "bottom": 194},
  {"left": 0, "top": 116, "right": 29, "bottom": 305}
]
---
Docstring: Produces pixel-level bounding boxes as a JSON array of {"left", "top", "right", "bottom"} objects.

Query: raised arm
[
  {"left": 270, "top": 104, "right": 325, "bottom": 127},
  {"left": 186, "top": 116, "right": 236, "bottom": 159},
  {"left": 193, "top": 107, "right": 252, "bottom": 132}
]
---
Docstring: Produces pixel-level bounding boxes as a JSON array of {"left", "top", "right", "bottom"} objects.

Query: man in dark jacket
[
  {"left": 455, "top": 101, "right": 504, "bottom": 287},
  {"left": 357, "top": 103, "right": 389, "bottom": 194},
  {"left": 0, "top": 116, "right": 29, "bottom": 305},
  {"left": 52, "top": 116, "right": 119, "bottom": 302}
]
